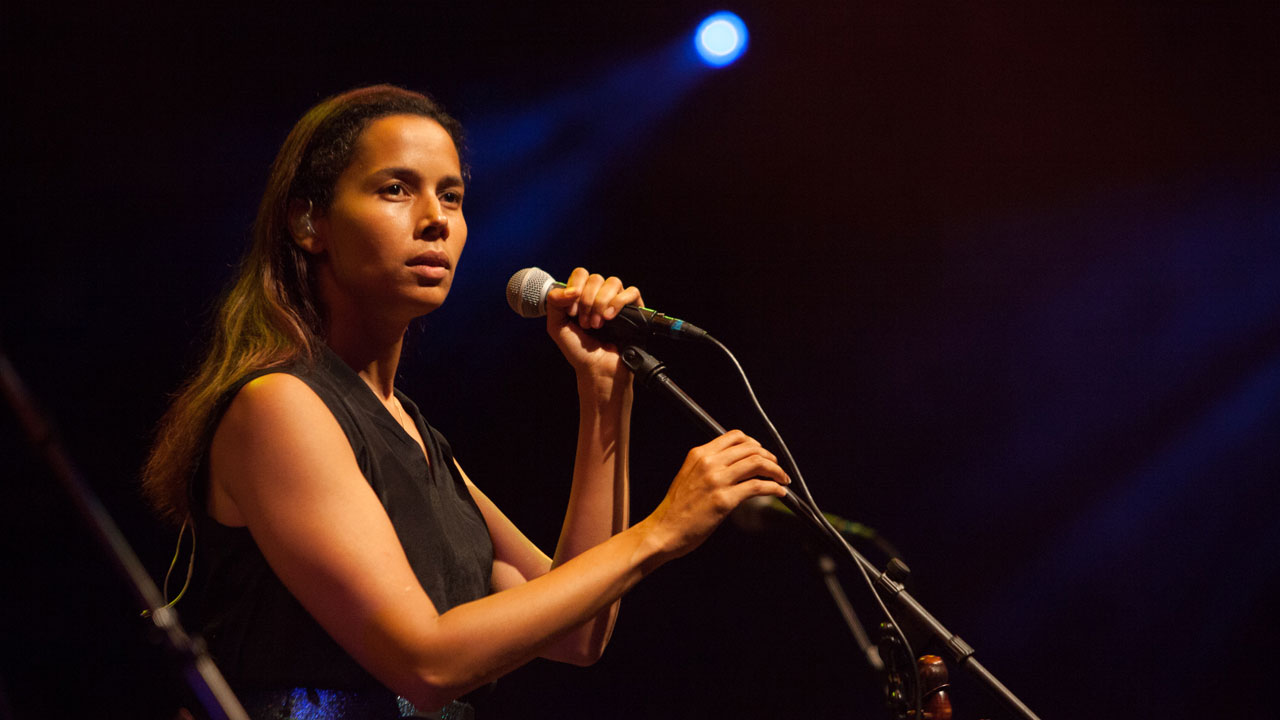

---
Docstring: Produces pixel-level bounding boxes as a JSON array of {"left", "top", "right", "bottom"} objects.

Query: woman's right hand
[{"left": 638, "top": 430, "right": 790, "bottom": 561}]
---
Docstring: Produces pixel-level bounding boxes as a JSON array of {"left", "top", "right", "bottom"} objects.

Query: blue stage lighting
[{"left": 695, "top": 11, "right": 748, "bottom": 67}]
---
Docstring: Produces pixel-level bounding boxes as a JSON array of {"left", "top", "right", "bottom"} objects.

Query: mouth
[
  {"left": 407, "top": 250, "right": 451, "bottom": 270},
  {"left": 407, "top": 251, "right": 451, "bottom": 282}
]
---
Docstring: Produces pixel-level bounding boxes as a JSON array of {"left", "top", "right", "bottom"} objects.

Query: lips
[
  {"left": 407, "top": 250, "right": 451, "bottom": 270},
  {"left": 407, "top": 250, "right": 451, "bottom": 283}
]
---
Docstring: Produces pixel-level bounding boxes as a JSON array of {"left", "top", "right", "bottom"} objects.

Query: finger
[
  {"left": 588, "top": 276, "right": 625, "bottom": 327},
  {"left": 562, "top": 267, "right": 591, "bottom": 317},
  {"left": 699, "top": 429, "right": 764, "bottom": 455},
  {"left": 575, "top": 273, "right": 607, "bottom": 328},
  {"left": 545, "top": 284, "right": 581, "bottom": 308},
  {"left": 602, "top": 283, "right": 643, "bottom": 321},
  {"left": 723, "top": 453, "right": 790, "bottom": 486},
  {"left": 564, "top": 267, "right": 590, "bottom": 291},
  {"left": 707, "top": 438, "right": 779, "bottom": 470},
  {"left": 727, "top": 479, "right": 790, "bottom": 508},
  {"left": 681, "top": 430, "right": 766, "bottom": 477}
]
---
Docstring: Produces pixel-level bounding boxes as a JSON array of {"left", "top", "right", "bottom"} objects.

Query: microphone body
[
  {"left": 733, "top": 496, "right": 905, "bottom": 562},
  {"left": 732, "top": 496, "right": 881, "bottom": 543},
  {"left": 506, "top": 267, "right": 708, "bottom": 342}
]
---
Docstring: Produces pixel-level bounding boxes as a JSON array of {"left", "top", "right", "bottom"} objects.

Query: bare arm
[
  {"left": 464, "top": 268, "right": 638, "bottom": 664},
  {"left": 541, "top": 269, "right": 638, "bottom": 661},
  {"left": 464, "top": 373, "right": 632, "bottom": 665},
  {"left": 209, "top": 372, "right": 787, "bottom": 710}
]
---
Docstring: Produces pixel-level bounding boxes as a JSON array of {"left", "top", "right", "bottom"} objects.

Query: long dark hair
[{"left": 143, "top": 85, "right": 465, "bottom": 525}]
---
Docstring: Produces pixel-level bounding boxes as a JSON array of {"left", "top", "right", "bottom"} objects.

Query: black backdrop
[{"left": 4, "top": 2, "right": 1279, "bottom": 718}]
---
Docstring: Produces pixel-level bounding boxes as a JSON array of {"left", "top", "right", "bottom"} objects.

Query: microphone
[
  {"left": 731, "top": 496, "right": 903, "bottom": 560},
  {"left": 505, "top": 267, "right": 709, "bottom": 342},
  {"left": 735, "top": 496, "right": 888, "bottom": 673}
]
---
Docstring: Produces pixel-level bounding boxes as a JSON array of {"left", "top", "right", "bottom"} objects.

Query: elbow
[
  {"left": 396, "top": 672, "right": 454, "bottom": 714},
  {"left": 556, "top": 614, "right": 617, "bottom": 666},
  {"left": 361, "top": 618, "right": 495, "bottom": 710},
  {"left": 399, "top": 673, "right": 471, "bottom": 714},
  {"left": 549, "top": 632, "right": 610, "bottom": 666},
  {"left": 564, "top": 644, "right": 606, "bottom": 667},
  {"left": 395, "top": 664, "right": 484, "bottom": 713}
]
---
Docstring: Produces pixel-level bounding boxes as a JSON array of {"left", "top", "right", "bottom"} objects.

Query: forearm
[
  {"left": 542, "top": 373, "right": 633, "bottom": 660},
  {"left": 555, "top": 374, "right": 632, "bottom": 561},
  {"left": 386, "top": 518, "right": 664, "bottom": 708}
]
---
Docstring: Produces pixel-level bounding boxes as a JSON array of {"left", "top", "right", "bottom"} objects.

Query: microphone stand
[
  {"left": 0, "top": 348, "right": 249, "bottom": 720},
  {"left": 617, "top": 343, "right": 1040, "bottom": 720},
  {"left": 818, "top": 553, "right": 885, "bottom": 673}
]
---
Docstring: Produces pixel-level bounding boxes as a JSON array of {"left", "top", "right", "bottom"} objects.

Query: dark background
[{"left": 4, "top": 2, "right": 1278, "bottom": 718}]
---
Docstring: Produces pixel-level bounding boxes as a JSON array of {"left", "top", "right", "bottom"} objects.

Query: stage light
[{"left": 695, "top": 11, "right": 748, "bottom": 67}]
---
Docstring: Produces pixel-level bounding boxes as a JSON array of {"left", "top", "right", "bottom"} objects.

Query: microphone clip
[{"left": 618, "top": 344, "right": 667, "bottom": 387}]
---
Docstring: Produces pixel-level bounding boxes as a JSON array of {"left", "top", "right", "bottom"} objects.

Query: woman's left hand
[{"left": 545, "top": 267, "right": 644, "bottom": 384}]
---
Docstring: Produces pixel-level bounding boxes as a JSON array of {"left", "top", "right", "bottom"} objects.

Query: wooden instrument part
[{"left": 917, "top": 654, "right": 952, "bottom": 720}]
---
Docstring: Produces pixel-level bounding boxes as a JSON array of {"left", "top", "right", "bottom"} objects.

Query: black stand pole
[
  {"left": 818, "top": 553, "right": 885, "bottom": 672},
  {"left": 0, "top": 349, "right": 249, "bottom": 720},
  {"left": 617, "top": 343, "right": 1041, "bottom": 720},
  {"left": 617, "top": 344, "right": 821, "bottom": 524}
]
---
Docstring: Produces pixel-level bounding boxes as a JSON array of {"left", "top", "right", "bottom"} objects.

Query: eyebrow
[{"left": 369, "top": 166, "right": 465, "bottom": 190}]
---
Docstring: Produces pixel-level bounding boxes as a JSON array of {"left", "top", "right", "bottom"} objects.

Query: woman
[{"left": 143, "top": 85, "right": 789, "bottom": 719}]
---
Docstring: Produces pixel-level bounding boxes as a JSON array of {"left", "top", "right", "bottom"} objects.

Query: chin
[{"left": 409, "top": 288, "right": 450, "bottom": 316}]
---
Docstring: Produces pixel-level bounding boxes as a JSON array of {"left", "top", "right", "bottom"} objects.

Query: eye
[
  {"left": 380, "top": 183, "right": 409, "bottom": 197},
  {"left": 440, "top": 189, "right": 464, "bottom": 207}
]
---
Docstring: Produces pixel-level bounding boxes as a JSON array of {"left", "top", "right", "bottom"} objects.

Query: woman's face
[{"left": 308, "top": 114, "right": 467, "bottom": 322}]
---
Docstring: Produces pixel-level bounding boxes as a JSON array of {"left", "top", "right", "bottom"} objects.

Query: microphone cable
[
  {"left": 504, "top": 267, "right": 924, "bottom": 718},
  {"left": 704, "top": 334, "right": 925, "bottom": 720}
]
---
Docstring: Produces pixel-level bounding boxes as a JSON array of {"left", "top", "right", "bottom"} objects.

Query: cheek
[
  {"left": 331, "top": 208, "right": 404, "bottom": 261},
  {"left": 453, "top": 217, "right": 468, "bottom": 256}
]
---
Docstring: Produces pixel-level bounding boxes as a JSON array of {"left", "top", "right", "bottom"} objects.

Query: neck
[
  {"left": 313, "top": 267, "right": 429, "bottom": 400},
  {"left": 324, "top": 311, "right": 409, "bottom": 401}
]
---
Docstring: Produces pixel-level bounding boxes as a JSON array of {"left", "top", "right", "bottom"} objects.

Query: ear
[{"left": 288, "top": 199, "right": 325, "bottom": 254}]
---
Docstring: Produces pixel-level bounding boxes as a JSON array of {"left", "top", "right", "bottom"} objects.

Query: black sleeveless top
[{"left": 187, "top": 347, "right": 494, "bottom": 692}]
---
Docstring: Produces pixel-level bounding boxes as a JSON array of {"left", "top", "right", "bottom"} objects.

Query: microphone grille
[{"left": 506, "top": 267, "right": 555, "bottom": 318}]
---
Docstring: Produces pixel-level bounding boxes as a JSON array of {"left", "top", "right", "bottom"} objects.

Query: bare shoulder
[
  {"left": 207, "top": 371, "right": 355, "bottom": 526},
  {"left": 205, "top": 370, "right": 442, "bottom": 684},
  {"left": 213, "top": 371, "right": 345, "bottom": 463},
  {"left": 225, "top": 372, "right": 328, "bottom": 425}
]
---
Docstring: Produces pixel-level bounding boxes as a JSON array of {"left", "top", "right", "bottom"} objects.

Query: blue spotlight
[{"left": 694, "top": 11, "right": 748, "bottom": 67}]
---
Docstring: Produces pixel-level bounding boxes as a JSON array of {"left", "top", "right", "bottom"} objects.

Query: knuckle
[
  {"left": 710, "top": 491, "right": 733, "bottom": 514},
  {"left": 695, "top": 455, "right": 717, "bottom": 474}
]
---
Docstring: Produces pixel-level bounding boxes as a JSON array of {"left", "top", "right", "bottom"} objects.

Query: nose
[{"left": 416, "top": 199, "right": 449, "bottom": 241}]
